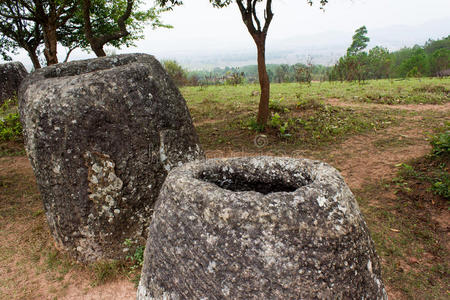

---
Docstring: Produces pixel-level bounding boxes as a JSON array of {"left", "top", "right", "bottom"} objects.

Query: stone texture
[
  {"left": 0, "top": 62, "right": 28, "bottom": 105},
  {"left": 138, "top": 156, "right": 387, "bottom": 299},
  {"left": 18, "top": 54, "right": 204, "bottom": 262}
]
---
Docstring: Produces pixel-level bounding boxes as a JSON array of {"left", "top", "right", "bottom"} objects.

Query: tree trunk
[
  {"left": 254, "top": 34, "right": 270, "bottom": 127},
  {"left": 43, "top": 23, "right": 58, "bottom": 65},
  {"left": 92, "top": 44, "right": 107, "bottom": 57},
  {"left": 27, "top": 50, "right": 41, "bottom": 69}
]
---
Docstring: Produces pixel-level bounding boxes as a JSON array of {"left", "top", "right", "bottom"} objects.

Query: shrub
[
  {"left": 269, "top": 97, "right": 289, "bottom": 113},
  {"left": 0, "top": 112, "right": 22, "bottom": 141},
  {"left": 432, "top": 172, "right": 449, "bottom": 199},
  {"left": 430, "top": 128, "right": 450, "bottom": 157}
]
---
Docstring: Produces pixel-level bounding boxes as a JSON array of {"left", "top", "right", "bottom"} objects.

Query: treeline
[
  {"left": 188, "top": 63, "right": 330, "bottom": 85},
  {"left": 329, "top": 29, "right": 449, "bottom": 82},
  {"left": 164, "top": 33, "right": 449, "bottom": 87},
  {"left": 163, "top": 61, "right": 330, "bottom": 86}
]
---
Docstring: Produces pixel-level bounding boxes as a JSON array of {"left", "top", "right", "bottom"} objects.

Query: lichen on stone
[{"left": 84, "top": 151, "right": 123, "bottom": 222}]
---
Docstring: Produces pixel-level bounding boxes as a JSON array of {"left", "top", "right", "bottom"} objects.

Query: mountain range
[{"left": 171, "top": 18, "right": 449, "bottom": 70}]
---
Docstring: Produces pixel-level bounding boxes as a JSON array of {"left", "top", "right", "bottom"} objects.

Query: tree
[
  {"left": 0, "top": 0, "right": 77, "bottom": 66},
  {"left": 0, "top": 2, "right": 43, "bottom": 69},
  {"left": 158, "top": 0, "right": 328, "bottom": 126},
  {"left": 430, "top": 48, "right": 450, "bottom": 75},
  {"left": 347, "top": 25, "right": 369, "bottom": 56},
  {"left": 0, "top": 0, "right": 170, "bottom": 67},
  {"left": 275, "top": 64, "right": 289, "bottom": 83},
  {"left": 424, "top": 35, "right": 450, "bottom": 55},
  {"left": 64, "top": 0, "right": 171, "bottom": 58},
  {"left": 162, "top": 60, "right": 188, "bottom": 86},
  {"left": 367, "top": 46, "right": 391, "bottom": 79},
  {"left": 397, "top": 46, "right": 430, "bottom": 78},
  {"left": 331, "top": 26, "right": 370, "bottom": 83},
  {"left": 82, "top": 0, "right": 133, "bottom": 56}
]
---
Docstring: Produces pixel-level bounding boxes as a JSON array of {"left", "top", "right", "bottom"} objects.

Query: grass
[
  {"left": 0, "top": 97, "right": 23, "bottom": 156},
  {"left": 182, "top": 78, "right": 450, "bottom": 119},
  {"left": 355, "top": 125, "right": 449, "bottom": 299},
  {"left": 356, "top": 163, "right": 448, "bottom": 298},
  {"left": 0, "top": 77, "right": 449, "bottom": 298}
]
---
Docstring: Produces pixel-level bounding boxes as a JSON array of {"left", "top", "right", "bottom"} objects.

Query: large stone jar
[
  {"left": 19, "top": 54, "right": 204, "bottom": 262},
  {"left": 138, "top": 156, "right": 387, "bottom": 299},
  {"left": 0, "top": 61, "right": 28, "bottom": 105}
]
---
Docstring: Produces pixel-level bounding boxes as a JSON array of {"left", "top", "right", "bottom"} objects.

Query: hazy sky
[
  {"left": 3, "top": 0, "right": 450, "bottom": 69},
  {"left": 140, "top": 0, "right": 449, "bottom": 54}
]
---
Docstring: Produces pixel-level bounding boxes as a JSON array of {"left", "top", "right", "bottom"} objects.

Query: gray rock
[
  {"left": 0, "top": 62, "right": 28, "bottom": 105},
  {"left": 18, "top": 54, "right": 204, "bottom": 262},
  {"left": 138, "top": 156, "right": 387, "bottom": 299}
]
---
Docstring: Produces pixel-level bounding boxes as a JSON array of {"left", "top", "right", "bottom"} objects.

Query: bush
[
  {"left": 0, "top": 112, "right": 22, "bottom": 141},
  {"left": 432, "top": 173, "right": 449, "bottom": 199},
  {"left": 430, "top": 128, "right": 450, "bottom": 157}
]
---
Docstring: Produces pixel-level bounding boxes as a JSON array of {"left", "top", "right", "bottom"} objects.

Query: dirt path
[{"left": 325, "top": 126, "right": 430, "bottom": 190}]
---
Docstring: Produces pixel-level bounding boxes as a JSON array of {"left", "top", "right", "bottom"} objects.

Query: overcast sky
[
  {"left": 140, "top": 0, "right": 449, "bottom": 53},
  {"left": 3, "top": 0, "right": 450, "bottom": 69}
]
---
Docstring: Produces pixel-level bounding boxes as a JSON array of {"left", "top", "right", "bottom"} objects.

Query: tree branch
[
  {"left": 63, "top": 44, "right": 78, "bottom": 62},
  {"left": 0, "top": 11, "right": 36, "bottom": 22},
  {"left": 236, "top": 0, "right": 256, "bottom": 34},
  {"left": 251, "top": 0, "right": 261, "bottom": 32},
  {"left": 83, "top": 0, "right": 134, "bottom": 54},
  {"left": 57, "top": 2, "right": 78, "bottom": 27},
  {"left": 82, "top": 0, "right": 94, "bottom": 42},
  {"left": 262, "top": 0, "right": 273, "bottom": 34}
]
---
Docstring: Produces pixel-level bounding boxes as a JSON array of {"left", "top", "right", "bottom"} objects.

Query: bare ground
[{"left": 0, "top": 100, "right": 448, "bottom": 299}]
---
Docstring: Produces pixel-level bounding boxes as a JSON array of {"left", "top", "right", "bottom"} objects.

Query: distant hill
[{"left": 173, "top": 18, "right": 450, "bottom": 70}]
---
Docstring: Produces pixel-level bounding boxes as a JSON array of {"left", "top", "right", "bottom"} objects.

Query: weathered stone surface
[
  {"left": 0, "top": 62, "right": 28, "bottom": 105},
  {"left": 138, "top": 156, "right": 387, "bottom": 299},
  {"left": 18, "top": 54, "right": 204, "bottom": 262}
]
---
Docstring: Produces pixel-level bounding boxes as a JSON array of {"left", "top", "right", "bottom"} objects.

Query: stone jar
[
  {"left": 19, "top": 54, "right": 204, "bottom": 262},
  {"left": 0, "top": 61, "right": 28, "bottom": 105},
  {"left": 138, "top": 156, "right": 387, "bottom": 299}
]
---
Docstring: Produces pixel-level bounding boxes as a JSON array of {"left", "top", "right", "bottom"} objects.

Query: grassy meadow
[{"left": 0, "top": 77, "right": 449, "bottom": 299}]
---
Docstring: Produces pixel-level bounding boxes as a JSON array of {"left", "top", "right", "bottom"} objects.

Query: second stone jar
[{"left": 138, "top": 156, "right": 387, "bottom": 299}]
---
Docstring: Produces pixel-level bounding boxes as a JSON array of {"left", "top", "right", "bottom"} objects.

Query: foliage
[
  {"left": 330, "top": 26, "right": 371, "bottom": 83},
  {"left": 431, "top": 171, "right": 449, "bottom": 199},
  {"left": 430, "top": 48, "right": 450, "bottom": 75},
  {"left": 158, "top": 1, "right": 329, "bottom": 127},
  {"left": 396, "top": 161, "right": 449, "bottom": 200},
  {"left": 394, "top": 126, "right": 450, "bottom": 200},
  {"left": 269, "top": 97, "right": 289, "bottom": 113},
  {"left": 0, "top": 1, "right": 44, "bottom": 68},
  {"left": 162, "top": 60, "right": 188, "bottom": 86},
  {"left": 188, "top": 63, "right": 331, "bottom": 85},
  {"left": 123, "top": 239, "right": 144, "bottom": 270},
  {"left": 331, "top": 33, "right": 449, "bottom": 81},
  {"left": 269, "top": 113, "right": 291, "bottom": 138},
  {"left": 367, "top": 46, "right": 391, "bottom": 79},
  {"left": 0, "top": 0, "right": 171, "bottom": 66},
  {"left": 245, "top": 117, "right": 265, "bottom": 132},
  {"left": 80, "top": 0, "right": 172, "bottom": 56},
  {"left": 0, "top": 113, "right": 22, "bottom": 142},
  {"left": 347, "top": 26, "right": 370, "bottom": 56},
  {"left": 225, "top": 71, "right": 245, "bottom": 85},
  {"left": 430, "top": 125, "right": 450, "bottom": 158},
  {"left": 275, "top": 64, "right": 290, "bottom": 83}
]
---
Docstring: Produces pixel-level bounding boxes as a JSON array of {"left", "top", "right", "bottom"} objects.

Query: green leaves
[
  {"left": 0, "top": 113, "right": 22, "bottom": 142},
  {"left": 430, "top": 126, "right": 450, "bottom": 158},
  {"left": 347, "top": 26, "right": 370, "bottom": 56}
]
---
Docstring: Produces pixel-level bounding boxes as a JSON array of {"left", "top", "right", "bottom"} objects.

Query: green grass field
[{"left": 182, "top": 77, "right": 448, "bottom": 152}]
